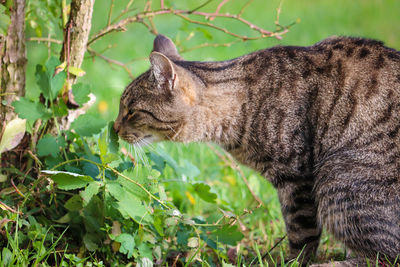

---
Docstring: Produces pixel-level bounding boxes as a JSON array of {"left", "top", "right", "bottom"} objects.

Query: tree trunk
[
  {"left": 0, "top": 0, "right": 26, "bottom": 124},
  {"left": 61, "top": 0, "right": 94, "bottom": 96}
]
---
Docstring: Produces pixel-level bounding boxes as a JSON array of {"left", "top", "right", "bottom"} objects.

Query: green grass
[{"left": 4, "top": 0, "right": 400, "bottom": 266}]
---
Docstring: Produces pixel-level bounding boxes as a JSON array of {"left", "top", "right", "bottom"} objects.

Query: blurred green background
[{"left": 26, "top": 0, "right": 400, "bottom": 122}]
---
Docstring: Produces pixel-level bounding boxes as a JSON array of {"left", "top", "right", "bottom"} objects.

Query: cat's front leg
[{"left": 276, "top": 177, "right": 321, "bottom": 265}]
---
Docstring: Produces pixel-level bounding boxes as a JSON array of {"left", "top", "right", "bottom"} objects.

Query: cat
[{"left": 114, "top": 34, "right": 400, "bottom": 266}]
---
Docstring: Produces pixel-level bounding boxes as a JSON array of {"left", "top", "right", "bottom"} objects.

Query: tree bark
[
  {"left": 61, "top": 0, "right": 94, "bottom": 91},
  {"left": 57, "top": 0, "right": 95, "bottom": 132},
  {"left": 0, "top": 0, "right": 27, "bottom": 124}
]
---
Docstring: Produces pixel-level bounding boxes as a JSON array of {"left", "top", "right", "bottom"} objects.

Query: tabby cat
[{"left": 114, "top": 34, "right": 400, "bottom": 266}]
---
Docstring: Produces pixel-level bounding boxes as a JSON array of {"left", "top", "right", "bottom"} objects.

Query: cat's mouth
[{"left": 120, "top": 134, "right": 158, "bottom": 147}]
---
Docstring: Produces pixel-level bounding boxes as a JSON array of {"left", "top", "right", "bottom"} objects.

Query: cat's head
[{"left": 114, "top": 35, "right": 199, "bottom": 145}]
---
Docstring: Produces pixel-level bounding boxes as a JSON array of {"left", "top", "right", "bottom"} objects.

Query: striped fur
[{"left": 114, "top": 35, "right": 400, "bottom": 266}]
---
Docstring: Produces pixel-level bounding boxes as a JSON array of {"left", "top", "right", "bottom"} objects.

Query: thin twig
[
  {"left": 175, "top": 12, "right": 262, "bottom": 41},
  {"left": 0, "top": 200, "right": 21, "bottom": 214},
  {"left": 263, "top": 235, "right": 287, "bottom": 259},
  {"left": 249, "top": 234, "right": 287, "bottom": 265},
  {"left": 179, "top": 40, "right": 240, "bottom": 53},
  {"left": 87, "top": 47, "right": 135, "bottom": 79},
  {"left": 111, "top": 0, "right": 136, "bottom": 23},
  {"left": 107, "top": 0, "right": 115, "bottom": 26},
  {"left": 189, "top": 0, "right": 214, "bottom": 13},
  {"left": 209, "top": 0, "right": 230, "bottom": 21},
  {"left": 10, "top": 178, "right": 25, "bottom": 198},
  {"left": 171, "top": 254, "right": 180, "bottom": 267},
  {"left": 88, "top": 8, "right": 290, "bottom": 45},
  {"left": 238, "top": 0, "right": 254, "bottom": 17},
  {"left": 27, "top": 37, "right": 63, "bottom": 44},
  {"left": 275, "top": 0, "right": 285, "bottom": 26}
]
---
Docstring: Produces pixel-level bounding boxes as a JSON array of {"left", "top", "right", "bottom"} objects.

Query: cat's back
[{"left": 298, "top": 37, "right": 400, "bottom": 165}]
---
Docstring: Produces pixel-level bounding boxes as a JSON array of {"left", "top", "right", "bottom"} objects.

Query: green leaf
[
  {"left": 99, "top": 129, "right": 107, "bottom": 158},
  {"left": 137, "top": 257, "right": 153, "bottom": 267},
  {"left": 80, "top": 182, "right": 100, "bottom": 206},
  {"left": 52, "top": 99, "right": 68, "bottom": 117},
  {"left": 54, "top": 213, "right": 71, "bottom": 224},
  {"left": 222, "top": 261, "right": 236, "bottom": 267},
  {"left": 1, "top": 247, "right": 12, "bottom": 266},
  {"left": 180, "top": 160, "right": 200, "bottom": 178},
  {"left": 72, "top": 83, "right": 91, "bottom": 105},
  {"left": 83, "top": 233, "right": 99, "bottom": 251},
  {"left": 148, "top": 152, "right": 165, "bottom": 173},
  {"left": 187, "top": 237, "right": 199, "bottom": 248},
  {"left": 116, "top": 161, "right": 135, "bottom": 173},
  {"left": 193, "top": 183, "right": 217, "bottom": 203},
  {"left": 0, "top": 117, "right": 26, "bottom": 154},
  {"left": 51, "top": 71, "right": 66, "bottom": 99},
  {"left": 12, "top": 97, "right": 51, "bottom": 121},
  {"left": 68, "top": 66, "right": 86, "bottom": 77},
  {"left": 177, "top": 230, "right": 189, "bottom": 246},
  {"left": 42, "top": 170, "right": 93, "bottom": 190},
  {"left": 0, "top": 4, "right": 10, "bottom": 36},
  {"left": 108, "top": 121, "right": 119, "bottom": 154},
  {"left": 137, "top": 243, "right": 152, "bottom": 260},
  {"left": 71, "top": 114, "right": 106, "bottom": 137},
  {"left": 64, "top": 195, "right": 83, "bottom": 211},
  {"left": 35, "top": 57, "right": 66, "bottom": 100},
  {"left": 155, "top": 147, "right": 199, "bottom": 178},
  {"left": 106, "top": 182, "right": 153, "bottom": 224},
  {"left": 82, "top": 162, "right": 100, "bottom": 179},
  {"left": 37, "top": 134, "right": 59, "bottom": 157},
  {"left": 35, "top": 64, "right": 50, "bottom": 99},
  {"left": 115, "top": 233, "right": 135, "bottom": 258},
  {"left": 102, "top": 154, "right": 119, "bottom": 164},
  {"left": 153, "top": 214, "right": 164, "bottom": 236},
  {"left": 118, "top": 199, "right": 153, "bottom": 225},
  {"left": 211, "top": 225, "right": 244, "bottom": 246},
  {"left": 196, "top": 27, "right": 213, "bottom": 40},
  {"left": 115, "top": 167, "right": 154, "bottom": 200}
]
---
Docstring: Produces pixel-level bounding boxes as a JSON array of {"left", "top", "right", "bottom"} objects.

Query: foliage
[{"left": 0, "top": 4, "right": 11, "bottom": 36}]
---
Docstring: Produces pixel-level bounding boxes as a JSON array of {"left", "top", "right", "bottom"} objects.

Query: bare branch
[
  {"left": 189, "top": 0, "right": 214, "bottom": 13},
  {"left": 87, "top": 47, "right": 135, "bottom": 79},
  {"left": 27, "top": 37, "right": 63, "bottom": 45},
  {"left": 179, "top": 40, "right": 240, "bottom": 53},
  {"left": 175, "top": 12, "right": 271, "bottom": 41},
  {"left": 209, "top": 0, "right": 230, "bottom": 21},
  {"left": 111, "top": 0, "right": 135, "bottom": 23},
  {"left": 88, "top": 7, "right": 291, "bottom": 46},
  {"left": 107, "top": 0, "right": 115, "bottom": 26},
  {"left": 238, "top": 0, "right": 254, "bottom": 17}
]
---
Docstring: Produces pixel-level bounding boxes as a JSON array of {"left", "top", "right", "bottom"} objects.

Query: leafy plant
[{"left": 1, "top": 56, "right": 248, "bottom": 266}]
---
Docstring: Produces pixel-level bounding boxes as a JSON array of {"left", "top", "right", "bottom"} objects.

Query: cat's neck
[{"left": 174, "top": 58, "right": 249, "bottom": 145}]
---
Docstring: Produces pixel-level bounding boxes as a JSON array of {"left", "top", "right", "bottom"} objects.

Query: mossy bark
[
  {"left": 60, "top": 0, "right": 94, "bottom": 95},
  {"left": 0, "top": 0, "right": 27, "bottom": 124}
]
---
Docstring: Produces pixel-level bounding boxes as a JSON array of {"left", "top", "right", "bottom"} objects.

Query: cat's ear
[
  {"left": 152, "top": 35, "right": 183, "bottom": 61},
  {"left": 150, "top": 51, "right": 178, "bottom": 91}
]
